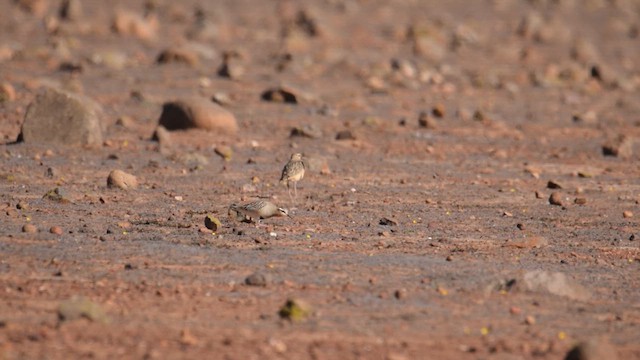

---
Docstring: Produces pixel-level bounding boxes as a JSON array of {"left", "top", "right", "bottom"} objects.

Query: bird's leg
[
  {"left": 293, "top": 181, "right": 298, "bottom": 199},
  {"left": 287, "top": 182, "right": 294, "bottom": 203}
]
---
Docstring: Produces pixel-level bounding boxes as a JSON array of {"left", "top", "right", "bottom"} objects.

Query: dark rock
[
  {"left": 565, "top": 338, "right": 618, "bottom": 360},
  {"left": 602, "top": 135, "right": 633, "bottom": 158},
  {"left": 379, "top": 217, "right": 398, "bottom": 226},
  {"left": 547, "top": 180, "right": 563, "bottom": 189},
  {"left": 59, "top": 0, "right": 82, "bottom": 21},
  {"left": 335, "top": 130, "right": 355, "bottom": 140},
  {"left": 261, "top": 87, "right": 297, "bottom": 104}
]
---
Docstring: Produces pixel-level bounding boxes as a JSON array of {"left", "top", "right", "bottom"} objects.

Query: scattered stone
[
  {"left": 43, "top": 187, "right": 71, "bottom": 203},
  {"left": 547, "top": 180, "right": 563, "bottom": 189},
  {"left": 156, "top": 47, "right": 199, "bottom": 66},
  {"left": 335, "top": 130, "right": 355, "bottom": 140},
  {"left": 16, "top": 0, "right": 49, "bottom": 17},
  {"left": 152, "top": 125, "right": 172, "bottom": 148},
  {"left": 522, "top": 270, "right": 590, "bottom": 301},
  {"left": 16, "top": 201, "right": 28, "bottom": 210},
  {"left": 564, "top": 338, "right": 618, "bottom": 360},
  {"left": 379, "top": 217, "right": 398, "bottom": 226},
  {"left": 261, "top": 87, "right": 298, "bottom": 104},
  {"left": 394, "top": 288, "right": 408, "bottom": 300},
  {"left": 112, "top": 10, "right": 158, "bottom": 40},
  {"left": 107, "top": 170, "right": 138, "bottom": 190},
  {"left": 0, "top": 82, "right": 16, "bottom": 102},
  {"left": 115, "top": 115, "right": 135, "bottom": 129},
  {"left": 572, "top": 111, "right": 598, "bottom": 125},
  {"left": 20, "top": 87, "right": 104, "bottom": 146},
  {"left": 174, "top": 153, "right": 209, "bottom": 168},
  {"left": 418, "top": 111, "right": 437, "bottom": 129},
  {"left": 214, "top": 145, "right": 233, "bottom": 161},
  {"left": 407, "top": 23, "right": 447, "bottom": 62},
  {"left": 158, "top": 97, "right": 238, "bottom": 134},
  {"left": 535, "top": 191, "right": 545, "bottom": 199},
  {"left": 525, "top": 315, "right": 536, "bottom": 325},
  {"left": 59, "top": 0, "right": 82, "bottom": 21},
  {"left": 432, "top": 104, "right": 445, "bottom": 118},
  {"left": 204, "top": 215, "right": 221, "bottom": 232},
  {"left": 49, "top": 226, "right": 63, "bottom": 235},
  {"left": 179, "top": 328, "right": 199, "bottom": 346},
  {"left": 602, "top": 135, "right": 633, "bottom": 158},
  {"left": 549, "top": 192, "right": 564, "bottom": 206},
  {"left": 217, "top": 52, "right": 245, "bottom": 79},
  {"left": 290, "top": 125, "right": 322, "bottom": 139},
  {"left": 278, "top": 298, "right": 311, "bottom": 322},
  {"left": 623, "top": 211, "right": 633, "bottom": 218},
  {"left": 58, "top": 297, "right": 108, "bottom": 323},
  {"left": 304, "top": 155, "right": 331, "bottom": 175},
  {"left": 574, "top": 197, "right": 587, "bottom": 205},
  {"left": 245, "top": 272, "right": 271, "bottom": 287},
  {"left": 22, "top": 223, "right": 38, "bottom": 233},
  {"left": 507, "top": 236, "right": 549, "bottom": 249},
  {"left": 211, "top": 92, "right": 232, "bottom": 106}
]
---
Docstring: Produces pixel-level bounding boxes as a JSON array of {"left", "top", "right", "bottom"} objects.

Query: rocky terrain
[{"left": 1, "top": 0, "right": 640, "bottom": 359}]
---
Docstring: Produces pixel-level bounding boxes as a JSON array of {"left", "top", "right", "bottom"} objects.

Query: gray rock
[
  {"left": 245, "top": 272, "right": 271, "bottom": 287},
  {"left": 523, "top": 270, "right": 590, "bottom": 301},
  {"left": 158, "top": 97, "right": 238, "bottom": 135},
  {"left": 20, "top": 87, "right": 103, "bottom": 146}
]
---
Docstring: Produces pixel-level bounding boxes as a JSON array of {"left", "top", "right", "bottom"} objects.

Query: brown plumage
[
  {"left": 280, "top": 153, "right": 305, "bottom": 201},
  {"left": 229, "top": 200, "right": 289, "bottom": 223}
]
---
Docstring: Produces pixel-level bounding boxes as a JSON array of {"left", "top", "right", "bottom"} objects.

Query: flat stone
[
  {"left": 522, "top": 270, "right": 590, "bottom": 301},
  {"left": 158, "top": 97, "right": 238, "bottom": 135},
  {"left": 20, "top": 87, "right": 104, "bottom": 146}
]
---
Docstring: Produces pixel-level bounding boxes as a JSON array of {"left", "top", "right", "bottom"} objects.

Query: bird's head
[
  {"left": 290, "top": 153, "right": 303, "bottom": 161},
  {"left": 277, "top": 207, "right": 290, "bottom": 217}
]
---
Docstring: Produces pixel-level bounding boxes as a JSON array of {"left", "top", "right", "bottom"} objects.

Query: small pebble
[
  {"left": 245, "top": 272, "right": 270, "bottom": 287},
  {"left": 575, "top": 197, "right": 587, "bottom": 205},
  {"left": 394, "top": 288, "right": 408, "bottom": 299},
  {"left": 204, "top": 215, "right": 221, "bottom": 232},
  {"left": 525, "top": 315, "right": 536, "bottom": 325},
  {"left": 547, "top": 180, "right": 563, "bottom": 189},
  {"left": 549, "top": 192, "right": 564, "bottom": 206},
  {"left": 22, "top": 224, "right": 38, "bottom": 233},
  {"left": 335, "top": 130, "right": 356, "bottom": 140},
  {"left": 623, "top": 211, "right": 633, "bottom": 218},
  {"left": 50, "top": 226, "right": 63, "bottom": 235}
]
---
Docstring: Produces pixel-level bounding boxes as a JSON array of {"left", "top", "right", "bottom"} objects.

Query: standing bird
[
  {"left": 279, "top": 153, "right": 305, "bottom": 202},
  {"left": 229, "top": 200, "right": 289, "bottom": 224}
]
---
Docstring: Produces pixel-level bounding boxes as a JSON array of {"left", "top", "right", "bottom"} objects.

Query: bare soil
[{"left": 1, "top": 0, "right": 640, "bottom": 359}]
